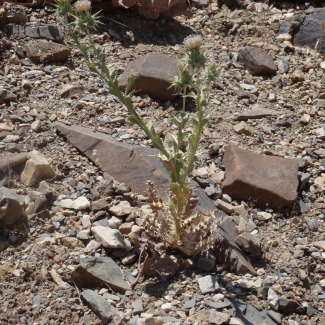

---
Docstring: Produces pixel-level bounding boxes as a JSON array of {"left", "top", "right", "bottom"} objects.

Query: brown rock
[
  {"left": 235, "top": 109, "right": 278, "bottom": 121},
  {"left": 55, "top": 123, "right": 215, "bottom": 213},
  {"left": 222, "top": 145, "right": 299, "bottom": 209},
  {"left": 233, "top": 121, "right": 255, "bottom": 135},
  {"left": 238, "top": 47, "right": 277, "bottom": 76},
  {"left": 119, "top": 53, "right": 179, "bottom": 102},
  {"left": 21, "top": 151, "right": 56, "bottom": 187},
  {"left": 25, "top": 40, "right": 70, "bottom": 63},
  {"left": 0, "top": 187, "right": 24, "bottom": 226}
]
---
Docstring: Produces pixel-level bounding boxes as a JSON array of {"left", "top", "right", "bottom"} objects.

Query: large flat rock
[
  {"left": 222, "top": 145, "right": 299, "bottom": 209},
  {"left": 55, "top": 123, "right": 215, "bottom": 213},
  {"left": 71, "top": 257, "right": 130, "bottom": 293}
]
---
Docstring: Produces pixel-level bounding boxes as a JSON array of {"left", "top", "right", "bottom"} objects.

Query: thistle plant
[{"left": 55, "top": 1, "right": 220, "bottom": 255}]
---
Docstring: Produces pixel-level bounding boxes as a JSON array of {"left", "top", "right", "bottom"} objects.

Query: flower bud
[
  {"left": 184, "top": 35, "right": 203, "bottom": 50},
  {"left": 74, "top": 0, "right": 91, "bottom": 13}
]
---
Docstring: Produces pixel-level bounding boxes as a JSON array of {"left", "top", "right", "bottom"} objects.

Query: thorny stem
[{"left": 180, "top": 79, "right": 203, "bottom": 184}]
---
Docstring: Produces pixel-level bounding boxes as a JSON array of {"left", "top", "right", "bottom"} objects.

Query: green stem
[
  {"left": 182, "top": 86, "right": 187, "bottom": 112},
  {"left": 180, "top": 80, "right": 203, "bottom": 184}
]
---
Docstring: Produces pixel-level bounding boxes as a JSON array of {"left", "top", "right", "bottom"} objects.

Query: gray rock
[
  {"left": 184, "top": 298, "right": 196, "bottom": 309},
  {"left": 132, "top": 299, "right": 144, "bottom": 315},
  {"left": 294, "top": 8, "right": 325, "bottom": 55},
  {"left": 205, "top": 298, "right": 232, "bottom": 310},
  {"left": 278, "top": 58, "right": 289, "bottom": 73},
  {"left": 215, "top": 219, "right": 257, "bottom": 275},
  {"left": 0, "top": 186, "right": 24, "bottom": 226},
  {"left": 198, "top": 249, "right": 216, "bottom": 271},
  {"left": 71, "top": 256, "right": 130, "bottom": 292},
  {"left": 235, "top": 233, "right": 262, "bottom": 255},
  {"left": 198, "top": 275, "right": 220, "bottom": 294},
  {"left": 81, "top": 289, "right": 123, "bottom": 325},
  {"left": 230, "top": 299, "right": 277, "bottom": 325},
  {"left": 25, "top": 25, "right": 64, "bottom": 42}
]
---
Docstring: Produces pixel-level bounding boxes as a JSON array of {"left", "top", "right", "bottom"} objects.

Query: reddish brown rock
[
  {"left": 221, "top": 145, "right": 298, "bottom": 209},
  {"left": 119, "top": 53, "right": 178, "bottom": 102},
  {"left": 25, "top": 40, "right": 70, "bottom": 63},
  {"left": 55, "top": 123, "right": 215, "bottom": 213},
  {"left": 238, "top": 47, "right": 277, "bottom": 76}
]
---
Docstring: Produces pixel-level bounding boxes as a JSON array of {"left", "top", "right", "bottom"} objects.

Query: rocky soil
[{"left": 1, "top": 1, "right": 325, "bottom": 324}]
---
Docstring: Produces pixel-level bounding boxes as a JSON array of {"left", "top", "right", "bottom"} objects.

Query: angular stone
[
  {"left": 215, "top": 219, "right": 257, "bottom": 275},
  {"left": 25, "top": 40, "right": 70, "bottom": 63},
  {"left": 0, "top": 89, "right": 17, "bottom": 103},
  {"left": 294, "top": 9, "right": 325, "bottom": 55},
  {"left": 58, "top": 84, "right": 84, "bottom": 98},
  {"left": 119, "top": 53, "right": 178, "bottom": 102},
  {"left": 71, "top": 256, "right": 130, "bottom": 292},
  {"left": 21, "top": 151, "right": 56, "bottom": 187},
  {"left": 109, "top": 201, "right": 136, "bottom": 217},
  {"left": 230, "top": 300, "right": 277, "bottom": 325},
  {"left": 91, "top": 225, "right": 127, "bottom": 249},
  {"left": 221, "top": 145, "right": 298, "bottom": 209},
  {"left": 198, "top": 275, "right": 220, "bottom": 294},
  {"left": 49, "top": 269, "right": 70, "bottom": 288},
  {"left": 61, "top": 237, "right": 85, "bottom": 249},
  {"left": 55, "top": 123, "right": 215, "bottom": 213},
  {"left": 81, "top": 289, "right": 123, "bottom": 325},
  {"left": 0, "top": 187, "right": 24, "bottom": 226},
  {"left": 233, "top": 121, "right": 255, "bottom": 135},
  {"left": 235, "top": 109, "right": 278, "bottom": 121},
  {"left": 25, "top": 25, "right": 64, "bottom": 42},
  {"left": 238, "top": 47, "right": 277, "bottom": 76},
  {"left": 235, "top": 233, "right": 261, "bottom": 255},
  {"left": 56, "top": 197, "right": 90, "bottom": 210}
]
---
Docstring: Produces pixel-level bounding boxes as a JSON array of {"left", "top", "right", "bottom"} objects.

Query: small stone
[
  {"left": 256, "top": 212, "right": 272, "bottom": 221},
  {"left": 61, "top": 237, "right": 85, "bottom": 249},
  {"left": 21, "top": 151, "right": 56, "bottom": 186},
  {"left": 56, "top": 197, "right": 90, "bottom": 210},
  {"left": 109, "top": 201, "right": 136, "bottom": 217},
  {"left": 91, "top": 226, "right": 127, "bottom": 249},
  {"left": 268, "top": 288, "right": 279, "bottom": 310},
  {"left": 233, "top": 121, "right": 255, "bottom": 135},
  {"left": 31, "top": 120, "right": 42, "bottom": 132},
  {"left": 81, "top": 289, "right": 123, "bottom": 324},
  {"left": 132, "top": 300, "right": 144, "bottom": 315},
  {"left": 235, "top": 233, "right": 262, "bottom": 255},
  {"left": 198, "top": 275, "right": 220, "bottom": 294},
  {"left": 184, "top": 298, "right": 196, "bottom": 309},
  {"left": 300, "top": 114, "right": 310, "bottom": 124},
  {"left": 215, "top": 200, "right": 234, "bottom": 214}
]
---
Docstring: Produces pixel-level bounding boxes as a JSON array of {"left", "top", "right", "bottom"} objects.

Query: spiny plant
[{"left": 55, "top": 0, "right": 221, "bottom": 255}]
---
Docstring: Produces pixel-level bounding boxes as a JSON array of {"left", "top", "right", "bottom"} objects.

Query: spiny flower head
[
  {"left": 74, "top": 0, "right": 91, "bottom": 13},
  {"left": 184, "top": 35, "right": 203, "bottom": 51}
]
